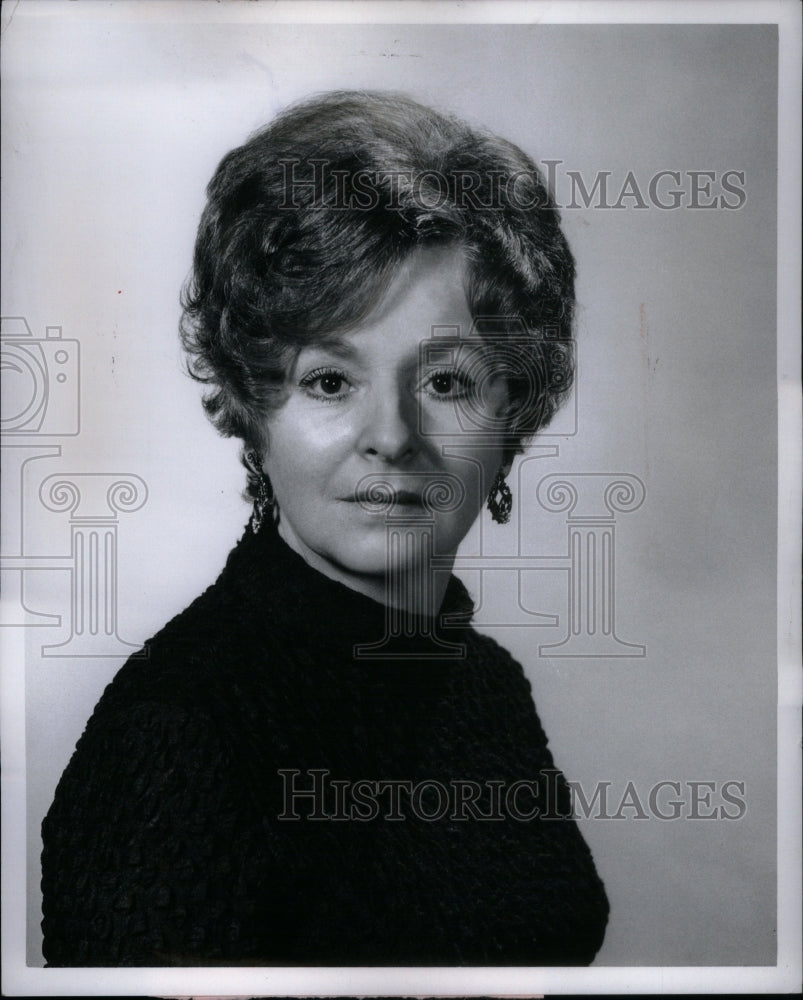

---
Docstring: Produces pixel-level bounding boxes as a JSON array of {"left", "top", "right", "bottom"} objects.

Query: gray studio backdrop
[{"left": 2, "top": 13, "right": 777, "bottom": 967}]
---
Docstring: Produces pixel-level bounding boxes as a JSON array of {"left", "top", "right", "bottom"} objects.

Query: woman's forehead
[
  {"left": 289, "top": 245, "right": 525, "bottom": 376},
  {"left": 360, "top": 245, "right": 471, "bottom": 326},
  {"left": 297, "top": 327, "right": 497, "bottom": 378}
]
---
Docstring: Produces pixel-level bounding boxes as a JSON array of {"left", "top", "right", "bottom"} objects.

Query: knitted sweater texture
[{"left": 41, "top": 519, "right": 609, "bottom": 966}]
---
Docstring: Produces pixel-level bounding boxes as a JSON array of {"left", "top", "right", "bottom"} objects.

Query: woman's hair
[{"left": 180, "top": 90, "right": 575, "bottom": 494}]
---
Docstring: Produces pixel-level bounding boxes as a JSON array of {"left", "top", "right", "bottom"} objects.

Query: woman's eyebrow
[{"left": 300, "top": 338, "right": 359, "bottom": 361}]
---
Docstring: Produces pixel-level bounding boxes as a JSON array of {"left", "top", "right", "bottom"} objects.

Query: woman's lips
[{"left": 347, "top": 489, "right": 424, "bottom": 505}]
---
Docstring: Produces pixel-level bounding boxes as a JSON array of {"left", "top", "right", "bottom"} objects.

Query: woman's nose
[{"left": 357, "top": 385, "right": 418, "bottom": 464}]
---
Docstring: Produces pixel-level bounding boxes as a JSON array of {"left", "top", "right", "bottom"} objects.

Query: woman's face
[{"left": 260, "top": 245, "right": 510, "bottom": 603}]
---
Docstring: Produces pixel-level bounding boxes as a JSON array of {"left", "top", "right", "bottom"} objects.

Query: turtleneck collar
[{"left": 217, "top": 516, "right": 475, "bottom": 654}]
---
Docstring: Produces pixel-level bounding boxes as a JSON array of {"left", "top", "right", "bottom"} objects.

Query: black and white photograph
[{"left": 1, "top": 1, "right": 800, "bottom": 996}]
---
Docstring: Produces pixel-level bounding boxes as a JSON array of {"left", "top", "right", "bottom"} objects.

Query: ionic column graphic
[
  {"left": 536, "top": 474, "right": 645, "bottom": 656},
  {"left": 38, "top": 474, "right": 147, "bottom": 657},
  {"left": 353, "top": 474, "right": 467, "bottom": 660}
]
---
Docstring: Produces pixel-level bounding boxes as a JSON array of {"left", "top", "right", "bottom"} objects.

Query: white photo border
[{"left": 2, "top": 0, "right": 800, "bottom": 995}]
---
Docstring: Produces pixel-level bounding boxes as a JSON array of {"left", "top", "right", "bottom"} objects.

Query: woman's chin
[
  {"left": 318, "top": 533, "right": 435, "bottom": 581},
  {"left": 317, "top": 511, "right": 465, "bottom": 578},
  {"left": 327, "top": 547, "right": 416, "bottom": 580}
]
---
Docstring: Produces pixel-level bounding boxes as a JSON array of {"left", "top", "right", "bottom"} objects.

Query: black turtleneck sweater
[{"left": 40, "top": 518, "right": 609, "bottom": 966}]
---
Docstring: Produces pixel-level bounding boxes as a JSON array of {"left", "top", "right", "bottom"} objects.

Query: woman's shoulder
[
  {"left": 94, "top": 587, "right": 236, "bottom": 717},
  {"left": 103, "top": 541, "right": 290, "bottom": 705},
  {"left": 455, "top": 625, "right": 553, "bottom": 753},
  {"left": 40, "top": 610, "right": 266, "bottom": 966},
  {"left": 43, "top": 572, "right": 275, "bottom": 859},
  {"left": 61, "top": 572, "right": 282, "bottom": 797},
  {"left": 463, "top": 625, "right": 533, "bottom": 692}
]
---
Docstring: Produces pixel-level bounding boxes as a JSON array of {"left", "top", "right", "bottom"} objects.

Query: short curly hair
[{"left": 180, "top": 90, "right": 575, "bottom": 490}]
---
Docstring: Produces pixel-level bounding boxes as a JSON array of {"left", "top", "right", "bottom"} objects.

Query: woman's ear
[{"left": 243, "top": 448, "right": 264, "bottom": 476}]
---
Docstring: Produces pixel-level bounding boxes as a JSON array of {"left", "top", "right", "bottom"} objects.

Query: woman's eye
[
  {"left": 431, "top": 372, "right": 455, "bottom": 394},
  {"left": 423, "top": 369, "right": 473, "bottom": 399},
  {"left": 298, "top": 368, "right": 353, "bottom": 401},
  {"left": 318, "top": 373, "right": 344, "bottom": 395}
]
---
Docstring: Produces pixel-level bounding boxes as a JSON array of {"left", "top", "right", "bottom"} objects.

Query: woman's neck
[{"left": 276, "top": 515, "right": 454, "bottom": 617}]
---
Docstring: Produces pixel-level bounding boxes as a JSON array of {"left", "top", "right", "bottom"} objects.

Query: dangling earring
[
  {"left": 487, "top": 468, "right": 512, "bottom": 524},
  {"left": 245, "top": 451, "right": 274, "bottom": 534}
]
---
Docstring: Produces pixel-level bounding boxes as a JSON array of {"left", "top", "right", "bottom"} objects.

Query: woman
[{"left": 41, "top": 91, "right": 609, "bottom": 967}]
